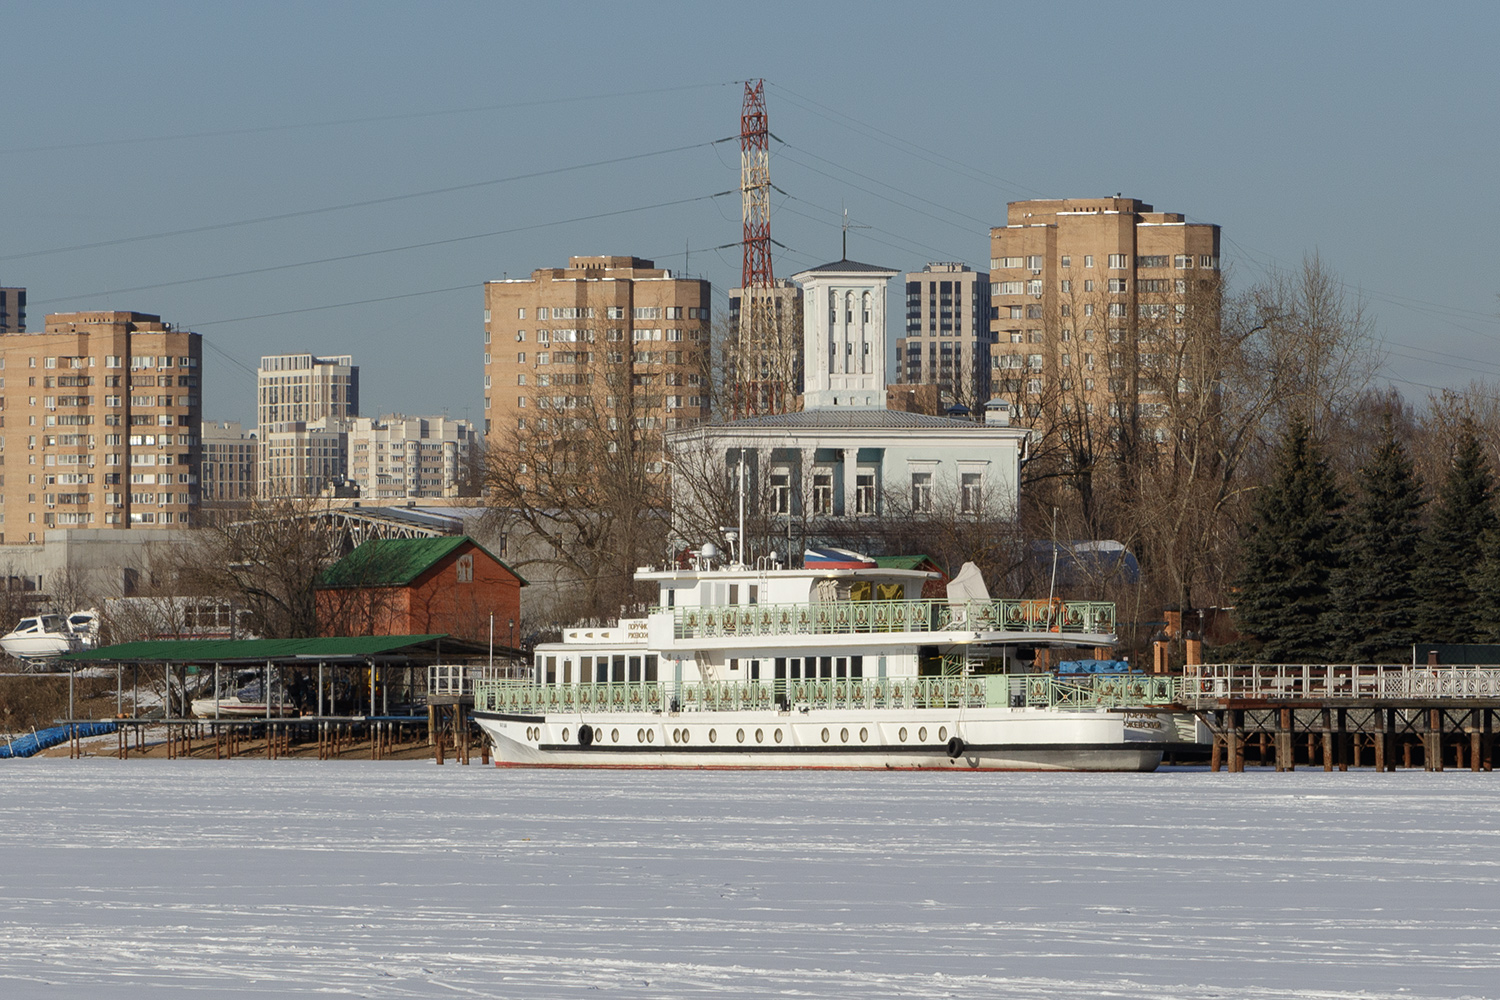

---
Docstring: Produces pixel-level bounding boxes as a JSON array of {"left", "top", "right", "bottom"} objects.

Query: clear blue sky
[{"left": 4, "top": 1, "right": 1498, "bottom": 426}]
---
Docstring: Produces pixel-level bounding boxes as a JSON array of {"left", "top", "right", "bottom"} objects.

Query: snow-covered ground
[{"left": 0, "top": 763, "right": 1496, "bottom": 999}]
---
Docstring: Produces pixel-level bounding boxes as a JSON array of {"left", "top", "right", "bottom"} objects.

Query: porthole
[
  {"left": 709, "top": 728, "right": 717, "bottom": 743},
  {"left": 681, "top": 729, "right": 690, "bottom": 744},
  {"left": 859, "top": 727, "right": 869, "bottom": 742},
  {"left": 647, "top": 729, "right": 655, "bottom": 743},
  {"left": 755, "top": 728, "right": 764, "bottom": 743},
  {"left": 840, "top": 727, "right": 849, "bottom": 743},
  {"left": 637, "top": 728, "right": 645, "bottom": 743},
  {"left": 938, "top": 726, "right": 948, "bottom": 742},
  {"left": 899, "top": 727, "right": 908, "bottom": 742},
  {"left": 774, "top": 729, "right": 783, "bottom": 744},
  {"left": 561, "top": 727, "right": 570, "bottom": 742},
  {"left": 736, "top": 728, "right": 746, "bottom": 743},
  {"left": 611, "top": 728, "right": 620, "bottom": 743},
  {"left": 918, "top": 726, "right": 928, "bottom": 741},
  {"left": 821, "top": 727, "right": 830, "bottom": 743}
]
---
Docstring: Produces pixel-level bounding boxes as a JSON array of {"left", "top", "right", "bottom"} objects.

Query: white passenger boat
[
  {"left": 190, "top": 669, "right": 296, "bottom": 719},
  {"left": 1, "top": 614, "right": 82, "bottom": 661},
  {"left": 473, "top": 551, "right": 1195, "bottom": 771}
]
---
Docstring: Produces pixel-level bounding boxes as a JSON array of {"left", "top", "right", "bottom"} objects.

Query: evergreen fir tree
[
  {"left": 1233, "top": 413, "right": 1345, "bottom": 663},
  {"left": 1412, "top": 422, "right": 1496, "bottom": 643},
  {"left": 1327, "top": 416, "right": 1425, "bottom": 661}
]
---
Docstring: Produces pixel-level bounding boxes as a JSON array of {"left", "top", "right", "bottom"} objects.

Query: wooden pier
[{"left": 1183, "top": 664, "right": 1500, "bottom": 772}]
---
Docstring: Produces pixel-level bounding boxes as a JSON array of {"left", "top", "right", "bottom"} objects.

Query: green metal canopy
[{"left": 62, "top": 634, "right": 461, "bottom": 664}]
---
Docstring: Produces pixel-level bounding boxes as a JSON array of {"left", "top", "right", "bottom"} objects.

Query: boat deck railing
[
  {"left": 472, "top": 672, "right": 1180, "bottom": 716},
  {"left": 652, "top": 598, "right": 1116, "bottom": 640}
]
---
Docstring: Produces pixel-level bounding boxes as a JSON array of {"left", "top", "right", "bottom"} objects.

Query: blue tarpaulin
[
  {"left": 1058, "top": 659, "right": 1133, "bottom": 675},
  {"left": 0, "top": 721, "right": 117, "bottom": 759}
]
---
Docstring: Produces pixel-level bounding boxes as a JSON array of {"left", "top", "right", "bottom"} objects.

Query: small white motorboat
[
  {"left": 0, "top": 614, "right": 81, "bottom": 661},
  {"left": 67, "top": 609, "right": 100, "bottom": 650},
  {"left": 191, "top": 669, "right": 297, "bottom": 719}
]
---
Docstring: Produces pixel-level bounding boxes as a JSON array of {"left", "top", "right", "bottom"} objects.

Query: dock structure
[
  {"left": 1179, "top": 664, "right": 1500, "bottom": 772},
  {"left": 52, "top": 634, "right": 516, "bottom": 762}
]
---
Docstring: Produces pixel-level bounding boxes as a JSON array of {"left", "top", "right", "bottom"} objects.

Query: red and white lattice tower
[
  {"left": 735, "top": 79, "right": 783, "bottom": 416},
  {"left": 741, "top": 79, "right": 773, "bottom": 292}
]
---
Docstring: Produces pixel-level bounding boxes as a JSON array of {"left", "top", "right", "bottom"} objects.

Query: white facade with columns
[{"left": 792, "top": 259, "right": 900, "bottom": 409}]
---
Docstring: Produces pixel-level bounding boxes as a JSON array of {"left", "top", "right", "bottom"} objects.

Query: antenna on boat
[{"left": 737, "top": 451, "right": 747, "bottom": 569}]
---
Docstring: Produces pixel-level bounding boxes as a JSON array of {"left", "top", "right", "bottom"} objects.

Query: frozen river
[{"left": 1, "top": 762, "right": 1497, "bottom": 999}]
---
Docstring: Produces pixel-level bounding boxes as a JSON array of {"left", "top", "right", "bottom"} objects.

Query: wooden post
[
  {"left": 1321, "top": 708, "right": 1333, "bottom": 772},
  {"left": 1430, "top": 708, "right": 1444, "bottom": 772},
  {"left": 1228, "top": 709, "right": 1243, "bottom": 773},
  {"left": 1374, "top": 711, "right": 1387, "bottom": 772},
  {"left": 1337, "top": 708, "right": 1349, "bottom": 771}
]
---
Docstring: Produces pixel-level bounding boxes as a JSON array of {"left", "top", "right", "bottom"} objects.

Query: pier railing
[
  {"left": 654, "top": 599, "right": 1116, "bottom": 640},
  {"left": 1182, "top": 664, "right": 1500, "bottom": 704}
]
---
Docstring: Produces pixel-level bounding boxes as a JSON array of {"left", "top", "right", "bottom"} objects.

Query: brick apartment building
[{"left": 0, "top": 310, "right": 202, "bottom": 542}]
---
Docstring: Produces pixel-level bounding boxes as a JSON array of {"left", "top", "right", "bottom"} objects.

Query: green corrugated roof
[
  {"left": 316, "top": 535, "right": 526, "bottom": 588},
  {"left": 63, "top": 634, "right": 451, "bottom": 664},
  {"left": 317, "top": 536, "right": 470, "bottom": 588},
  {"left": 871, "top": 555, "right": 943, "bottom": 573}
]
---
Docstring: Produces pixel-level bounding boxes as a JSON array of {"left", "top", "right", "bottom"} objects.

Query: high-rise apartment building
[
  {"left": 201, "top": 420, "right": 257, "bottom": 502},
  {"left": 255, "top": 353, "right": 358, "bottom": 497},
  {"left": 725, "top": 279, "right": 803, "bottom": 417},
  {"left": 0, "top": 287, "right": 25, "bottom": 334},
  {"left": 896, "top": 263, "right": 993, "bottom": 410},
  {"left": 482, "top": 256, "right": 711, "bottom": 451},
  {"left": 988, "top": 197, "right": 1220, "bottom": 443},
  {"left": 346, "top": 414, "right": 477, "bottom": 500},
  {"left": 258, "top": 417, "right": 347, "bottom": 498},
  {"left": 0, "top": 310, "right": 202, "bottom": 543},
  {"left": 256, "top": 353, "right": 358, "bottom": 428}
]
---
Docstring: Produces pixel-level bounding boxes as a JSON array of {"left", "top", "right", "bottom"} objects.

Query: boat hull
[{"left": 473, "top": 708, "right": 1164, "bottom": 772}]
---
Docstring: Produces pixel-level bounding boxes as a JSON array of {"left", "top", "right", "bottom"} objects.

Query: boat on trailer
[{"left": 473, "top": 551, "right": 1197, "bottom": 771}]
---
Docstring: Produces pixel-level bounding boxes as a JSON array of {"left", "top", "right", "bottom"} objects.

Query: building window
[
  {"left": 855, "top": 472, "right": 875, "bottom": 515},
  {"left": 1084, "top": 255, "right": 1094, "bottom": 268},
  {"left": 1108, "top": 278, "right": 1127, "bottom": 293},
  {"left": 1026, "top": 255, "right": 1043, "bottom": 270},
  {"left": 1026, "top": 279, "right": 1043, "bottom": 296},
  {"left": 1060, "top": 255, "right": 1071, "bottom": 268},
  {"left": 456, "top": 553, "right": 474, "bottom": 583},
  {"left": 960, "top": 473, "right": 982, "bottom": 514},
  {"left": 1175, "top": 254, "right": 1194, "bottom": 269},
  {"left": 1060, "top": 280, "right": 1071, "bottom": 293},
  {"left": 910, "top": 472, "right": 932, "bottom": 513},
  {"left": 1108, "top": 254, "right": 1128, "bottom": 269},
  {"left": 812, "top": 471, "right": 834, "bottom": 515},
  {"left": 1136, "top": 255, "right": 1168, "bottom": 269},
  {"left": 771, "top": 472, "right": 791, "bottom": 514}
]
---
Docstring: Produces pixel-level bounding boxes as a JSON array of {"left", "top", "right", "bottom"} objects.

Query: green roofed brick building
[{"left": 315, "top": 536, "right": 525, "bottom": 646}]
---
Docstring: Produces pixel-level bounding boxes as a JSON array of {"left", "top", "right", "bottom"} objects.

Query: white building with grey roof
[{"left": 669, "top": 257, "right": 1032, "bottom": 560}]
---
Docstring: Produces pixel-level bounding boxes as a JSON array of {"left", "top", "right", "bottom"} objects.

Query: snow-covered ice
[{"left": 1, "top": 762, "right": 1497, "bottom": 999}]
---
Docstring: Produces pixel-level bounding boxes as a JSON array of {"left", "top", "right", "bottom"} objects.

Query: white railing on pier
[{"left": 1183, "top": 664, "right": 1500, "bottom": 704}]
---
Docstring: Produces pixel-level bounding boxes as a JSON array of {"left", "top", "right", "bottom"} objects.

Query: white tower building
[{"left": 791, "top": 259, "right": 899, "bottom": 409}]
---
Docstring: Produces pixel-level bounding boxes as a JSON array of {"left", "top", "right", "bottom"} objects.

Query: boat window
[
  {"left": 749, "top": 659, "right": 760, "bottom": 680},
  {"left": 666, "top": 589, "right": 675, "bottom": 608},
  {"left": 774, "top": 658, "right": 787, "bottom": 682},
  {"left": 596, "top": 658, "right": 609, "bottom": 683},
  {"left": 728, "top": 584, "right": 739, "bottom": 605},
  {"left": 562, "top": 660, "right": 572, "bottom": 685},
  {"left": 849, "top": 581, "right": 872, "bottom": 602},
  {"left": 877, "top": 582, "right": 904, "bottom": 601},
  {"left": 748, "top": 585, "right": 758, "bottom": 605},
  {"left": 628, "top": 656, "right": 641, "bottom": 683},
  {"left": 612, "top": 655, "right": 626, "bottom": 683},
  {"left": 545, "top": 656, "right": 557, "bottom": 684},
  {"left": 580, "top": 656, "right": 592, "bottom": 680},
  {"left": 851, "top": 655, "right": 864, "bottom": 679},
  {"left": 835, "top": 657, "right": 847, "bottom": 679},
  {"left": 645, "top": 655, "right": 658, "bottom": 683},
  {"left": 819, "top": 656, "right": 833, "bottom": 680}
]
